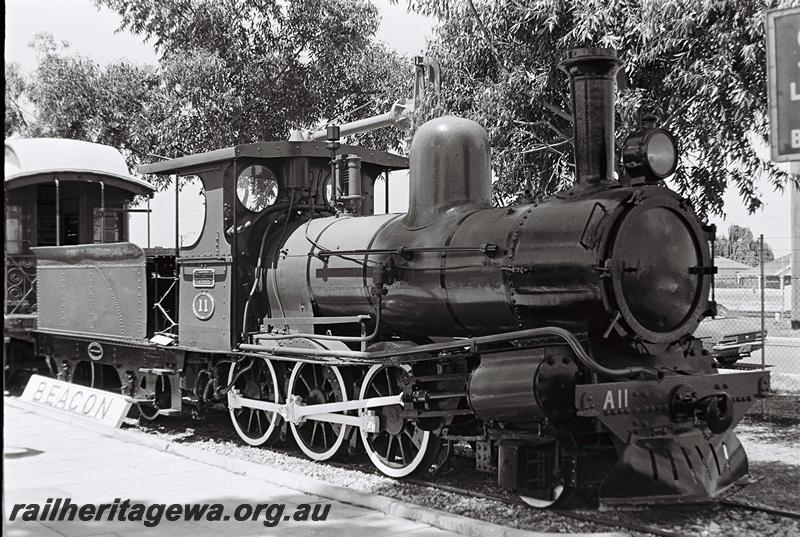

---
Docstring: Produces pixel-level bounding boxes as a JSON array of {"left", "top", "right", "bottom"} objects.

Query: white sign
[
  {"left": 21, "top": 375, "right": 132, "bottom": 428},
  {"left": 767, "top": 7, "right": 800, "bottom": 161}
]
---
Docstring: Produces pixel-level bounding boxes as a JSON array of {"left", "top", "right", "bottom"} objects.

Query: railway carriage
[
  {"left": 4, "top": 138, "right": 156, "bottom": 387},
  {"left": 7, "top": 48, "right": 771, "bottom": 508}
]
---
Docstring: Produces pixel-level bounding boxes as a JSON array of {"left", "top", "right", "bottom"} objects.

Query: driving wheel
[
  {"left": 288, "top": 362, "right": 350, "bottom": 461},
  {"left": 359, "top": 364, "right": 440, "bottom": 477},
  {"left": 228, "top": 357, "right": 282, "bottom": 446}
]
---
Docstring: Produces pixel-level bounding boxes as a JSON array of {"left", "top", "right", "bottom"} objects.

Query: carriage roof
[{"left": 4, "top": 138, "right": 156, "bottom": 195}]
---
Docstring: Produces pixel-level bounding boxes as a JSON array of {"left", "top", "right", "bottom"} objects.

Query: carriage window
[
  {"left": 93, "top": 210, "right": 123, "bottom": 243},
  {"left": 237, "top": 164, "right": 278, "bottom": 212},
  {"left": 36, "top": 184, "right": 58, "bottom": 246},
  {"left": 6, "top": 205, "right": 23, "bottom": 254}
]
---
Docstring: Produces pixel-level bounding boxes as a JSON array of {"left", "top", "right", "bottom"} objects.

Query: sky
[{"left": 4, "top": 0, "right": 796, "bottom": 255}]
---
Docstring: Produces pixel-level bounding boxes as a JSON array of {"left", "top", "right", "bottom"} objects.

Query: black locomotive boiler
[{"left": 26, "top": 48, "right": 769, "bottom": 507}]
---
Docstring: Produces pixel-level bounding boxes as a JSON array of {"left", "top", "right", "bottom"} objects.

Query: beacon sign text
[
  {"left": 21, "top": 375, "right": 132, "bottom": 428},
  {"left": 767, "top": 7, "right": 800, "bottom": 161}
]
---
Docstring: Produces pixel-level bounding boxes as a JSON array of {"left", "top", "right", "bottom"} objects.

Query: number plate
[
  {"left": 739, "top": 344, "right": 751, "bottom": 354},
  {"left": 192, "top": 292, "right": 215, "bottom": 320}
]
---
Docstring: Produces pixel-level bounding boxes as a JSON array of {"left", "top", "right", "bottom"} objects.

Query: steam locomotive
[{"left": 14, "top": 48, "right": 770, "bottom": 507}]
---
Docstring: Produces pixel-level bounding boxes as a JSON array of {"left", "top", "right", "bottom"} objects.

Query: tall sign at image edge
[
  {"left": 766, "top": 6, "right": 800, "bottom": 330},
  {"left": 766, "top": 6, "right": 800, "bottom": 162}
]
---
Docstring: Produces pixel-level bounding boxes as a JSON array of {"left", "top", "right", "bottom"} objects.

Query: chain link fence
[{"left": 709, "top": 246, "right": 799, "bottom": 394}]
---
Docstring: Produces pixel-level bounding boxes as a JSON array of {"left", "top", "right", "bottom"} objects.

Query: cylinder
[
  {"left": 467, "top": 346, "right": 579, "bottom": 422},
  {"left": 405, "top": 116, "right": 492, "bottom": 228},
  {"left": 558, "top": 48, "right": 621, "bottom": 186}
]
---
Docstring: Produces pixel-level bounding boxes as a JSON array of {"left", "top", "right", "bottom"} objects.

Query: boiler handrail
[{"left": 239, "top": 326, "right": 662, "bottom": 380}]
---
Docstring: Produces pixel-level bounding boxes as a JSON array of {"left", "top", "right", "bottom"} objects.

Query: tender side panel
[{"left": 32, "top": 242, "right": 147, "bottom": 340}]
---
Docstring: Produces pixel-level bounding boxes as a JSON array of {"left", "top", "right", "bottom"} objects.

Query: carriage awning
[{"left": 5, "top": 138, "right": 156, "bottom": 195}]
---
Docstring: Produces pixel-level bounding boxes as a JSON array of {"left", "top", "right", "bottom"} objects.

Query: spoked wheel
[
  {"left": 228, "top": 357, "right": 282, "bottom": 446},
  {"left": 288, "top": 362, "right": 349, "bottom": 461},
  {"left": 359, "top": 364, "right": 440, "bottom": 478}
]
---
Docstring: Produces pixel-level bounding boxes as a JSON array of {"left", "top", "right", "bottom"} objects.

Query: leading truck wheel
[
  {"left": 288, "top": 363, "right": 350, "bottom": 461},
  {"left": 518, "top": 434, "right": 579, "bottom": 509},
  {"left": 359, "top": 364, "right": 440, "bottom": 478},
  {"left": 228, "top": 357, "right": 282, "bottom": 446},
  {"left": 519, "top": 486, "right": 577, "bottom": 509}
]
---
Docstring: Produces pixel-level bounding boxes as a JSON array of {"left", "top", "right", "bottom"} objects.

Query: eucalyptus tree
[
  {"left": 96, "top": 0, "right": 412, "bottom": 163},
  {"left": 7, "top": 1, "right": 411, "bottom": 189},
  {"left": 404, "top": 0, "right": 797, "bottom": 217},
  {"left": 715, "top": 224, "right": 775, "bottom": 266}
]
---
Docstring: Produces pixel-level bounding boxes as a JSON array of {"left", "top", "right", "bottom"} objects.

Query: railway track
[
  {"left": 718, "top": 499, "right": 800, "bottom": 520},
  {"left": 403, "top": 477, "right": 800, "bottom": 537},
  {"left": 403, "top": 478, "right": 671, "bottom": 537},
  {"left": 127, "top": 407, "right": 800, "bottom": 536}
]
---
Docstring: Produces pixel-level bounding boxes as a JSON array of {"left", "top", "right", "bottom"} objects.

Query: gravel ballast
[{"left": 119, "top": 403, "right": 800, "bottom": 537}]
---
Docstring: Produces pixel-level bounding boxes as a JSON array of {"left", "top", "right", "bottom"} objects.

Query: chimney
[{"left": 558, "top": 48, "right": 622, "bottom": 186}]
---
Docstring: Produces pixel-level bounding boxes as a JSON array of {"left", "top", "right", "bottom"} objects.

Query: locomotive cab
[{"left": 138, "top": 141, "right": 408, "bottom": 352}]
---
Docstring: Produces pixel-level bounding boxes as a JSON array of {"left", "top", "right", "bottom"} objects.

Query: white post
[{"left": 791, "top": 163, "right": 800, "bottom": 330}]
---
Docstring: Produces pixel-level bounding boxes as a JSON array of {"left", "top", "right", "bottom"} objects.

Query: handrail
[{"left": 240, "top": 326, "right": 662, "bottom": 380}]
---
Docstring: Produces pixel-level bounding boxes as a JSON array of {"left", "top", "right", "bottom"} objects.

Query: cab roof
[{"left": 138, "top": 141, "right": 409, "bottom": 175}]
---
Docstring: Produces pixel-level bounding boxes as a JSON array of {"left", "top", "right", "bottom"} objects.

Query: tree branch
[
  {"left": 539, "top": 100, "right": 572, "bottom": 123},
  {"left": 466, "top": 0, "right": 503, "bottom": 70},
  {"left": 513, "top": 119, "right": 570, "bottom": 141}
]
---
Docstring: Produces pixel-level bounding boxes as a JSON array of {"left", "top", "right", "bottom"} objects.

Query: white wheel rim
[
  {"left": 520, "top": 485, "right": 565, "bottom": 508},
  {"left": 288, "top": 363, "right": 348, "bottom": 461},
  {"left": 359, "top": 364, "right": 431, "bottom": 478},
  {"left": 137, "top": 403, "right": 160, "bottom": 421},
  {"left": 228, "top": 358, "right": 280, "bottom": 446}
]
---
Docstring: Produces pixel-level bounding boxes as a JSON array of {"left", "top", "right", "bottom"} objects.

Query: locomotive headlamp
[{"left": 622, "top": 127, "right": 679, "bottom": 181}]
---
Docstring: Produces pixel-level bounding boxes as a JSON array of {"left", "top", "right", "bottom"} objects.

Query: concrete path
[{"left": 2, "top": 400, "right": 461, "bottom": 537}]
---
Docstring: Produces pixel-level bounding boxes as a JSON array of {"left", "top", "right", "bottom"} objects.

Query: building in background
[
  {"left": 737, "top": 254, "right": 792, "bottom": 289},
  {"left": 714, "top": 256, "right": 753, "bottom": 285}
]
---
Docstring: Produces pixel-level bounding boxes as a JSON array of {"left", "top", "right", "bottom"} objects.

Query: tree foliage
[
  {"left": 5, "top": 62, "right": 27, "bottom": 137},
  {"left": 10, "top": 34, "right": 165, "bottom": 176},
  {"left": 715, "top": 224, "right": 775, "bottom": 266},
  {"left": 405, "top": 0, "right": 797, "bottom": 218},
  {"left": 6, "top": 1, "right": 412, "bottom": 189},
  {"left": 95, "top": 0, "right": 411, "bottom": 161}
]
